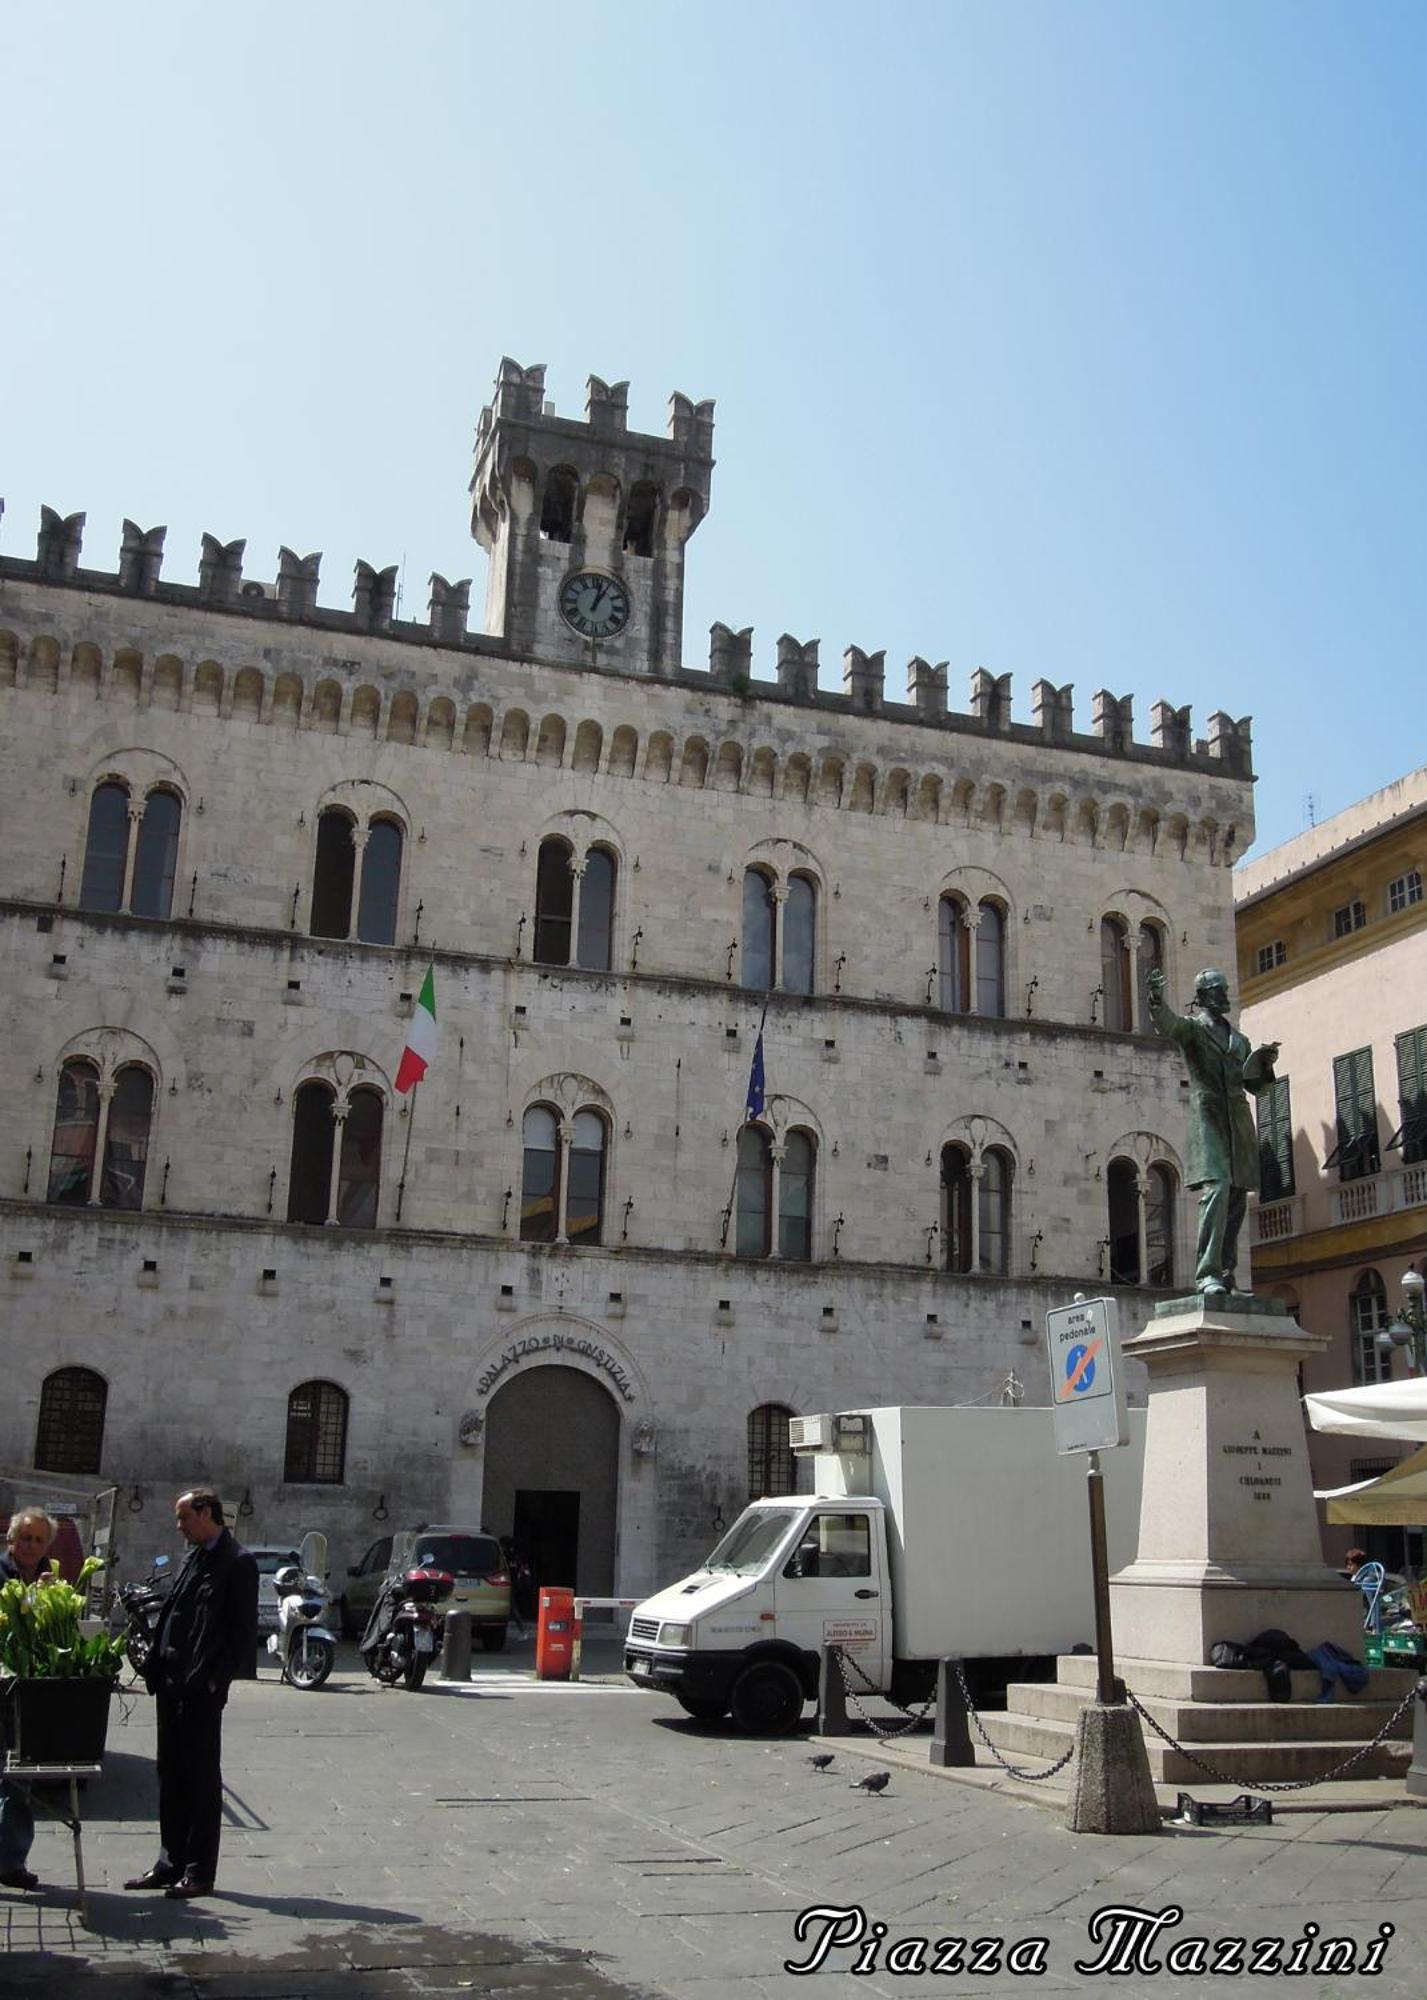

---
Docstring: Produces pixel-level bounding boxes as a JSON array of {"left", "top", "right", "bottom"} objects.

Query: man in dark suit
[
  {"left": 124, "top": 1488, "right": 258, "bottom": 1900},
  {"left": 1145, "top": 966, "right": 1280, "bottom": 1296}
]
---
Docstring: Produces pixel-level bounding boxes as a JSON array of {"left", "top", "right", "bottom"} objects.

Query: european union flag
[{"left": 744, "top": 1031, "right": 766, "bottom": 1121}]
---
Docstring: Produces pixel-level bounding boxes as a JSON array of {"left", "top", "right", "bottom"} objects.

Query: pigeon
[
  {"left": 807, "top": 1752, "right": 835, "bottom": 1772},
  {"left": 850, "top": 1770, "right": 891, "bottom": 1793}
]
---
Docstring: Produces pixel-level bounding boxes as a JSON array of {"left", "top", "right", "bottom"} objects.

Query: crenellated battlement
[{"left": 0, "top": 353, "right": 1253, "bottom": 784}]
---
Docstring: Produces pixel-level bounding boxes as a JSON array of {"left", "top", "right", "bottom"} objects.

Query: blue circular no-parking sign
[{"left": 1065, "top": 1344, "right": 1096, "bottom": 1394}]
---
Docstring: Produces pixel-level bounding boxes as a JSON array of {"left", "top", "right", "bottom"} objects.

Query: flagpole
[
  {"left": 721, "top": 996, "right": 771, "bottom": 1249},
  {"left": 396, "top": 1079, "right": 420, "bottom": 1224}
]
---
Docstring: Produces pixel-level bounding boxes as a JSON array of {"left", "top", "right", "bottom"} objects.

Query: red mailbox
[{"left": 535, "top": 1586, "right": 575, "bottom": 1680}]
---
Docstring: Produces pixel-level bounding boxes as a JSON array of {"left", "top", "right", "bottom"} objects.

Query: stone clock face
[{"left": 559, "top": 569, "right": 632, "bottom": 640}]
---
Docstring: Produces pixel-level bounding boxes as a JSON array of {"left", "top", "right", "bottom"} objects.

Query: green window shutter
[
  {"left": 1332, "top": 1048, "right": 1379, "bottom": 1180},
  {"left": 1396, "top": 1026, "right": 1427, "bottom": 1165},
  {"left": 1256, "top": 1076, "right": 1294, "bottom": 1200}
]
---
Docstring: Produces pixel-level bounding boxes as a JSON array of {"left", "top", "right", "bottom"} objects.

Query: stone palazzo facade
[{"left": 0, "top": 360, "right": 1254, "bottom": 1598}]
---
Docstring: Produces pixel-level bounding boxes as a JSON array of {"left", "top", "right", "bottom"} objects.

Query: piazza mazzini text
[{"left": 784, "top": 1903, "right": 1394, "bottom": 1979}]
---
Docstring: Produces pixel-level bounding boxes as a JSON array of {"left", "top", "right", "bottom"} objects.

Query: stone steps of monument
[
  {"left": 1057, "top": 1651, "right": 1416, "bottom": 1706},
  {"left": 1007, "top": 1677, "right": 1411, "bottom": 1742},
  {"left": 980, "top": 1708, "right": 1412, "bottom": 1785}
]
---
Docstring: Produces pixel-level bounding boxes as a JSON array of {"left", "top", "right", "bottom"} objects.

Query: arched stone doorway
[{"left": 481, "top": 1364, "right": 620, "bottom": 1595}]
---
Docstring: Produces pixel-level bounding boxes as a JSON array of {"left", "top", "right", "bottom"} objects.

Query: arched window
[
  {"left": 336, "top": 1088, "right": 383, "bottom": 1228},
  {"left": 735, "top": 1125, "right": 772, "bottom": 1257},
  {"left": 287, "top": 1082, "right": 336, "bottom": 1225},
  {"left": 1136, "top": 922, "right": 1166, "bottom": 1028},
  {"left": 130, "top": 788, "right": 182, "bottom": 920},
  {"left": 938, "top": 895, "right": 970, "bottom": 1012},
  {"left": 747, "top": 1403, "right": 797, "bottom": 1502},
  {"left": 47, "top": 1060, "right": 152, "bottom": 1209},
  {"left": 1107, "top": 1157, "right": 1140, "bottom": 1283},
  {"left": 47, "top": 1059, "right": 100, "bottom": 1204},
  {"left": 1351, "top": 1270, "right": 1391, "bottom": 1385},
  {"left": 976, "top": 901, "right": 1006, "bottom": 1017},
  {"left": 741, "top": 869, "right": 775, "bottom": 991},
  {"left": 1101, "top": 917, "right": 1132, "bottom": 1031},
  {"left": 1145, "top": 1164, "right": 1177, "bottom": 1286},
  {"left": 35, "top": 1366, "right": 107, "bottom": 1475},
  {"left": 534, "top": 838, "right": 575, "bottom": 965},
  {"left": 540, "top": 466, "right": 579, "bottom": 542},
  {"left": 979, "top": 1146, "right": 1013, "bottom": 1274},
  {"left": 784, "top": 875, "right": 816, "bottom": 996},
  {"left": 102, "top": 1065, "right": 154, "bottom": 1210},
  {"left": 310, "top": 810, "right": 356, "bottom": 938},
  {"left": 355, "top": 818, "right": 403, "bottom": 946},
  {"left": 577, "top": 848, "right": 617, "bottom": 971},
  {"left": 79, "top": 781, "right": 131, "bottom": 912},
  {"left": 779, "top": 1131, "right": 815, "bottom": 1260},
  {"left": 520, "top": 1106, "right": 561, "bottom": 1242},
  {"left": 566, "top": 1109, "right": 607, "bottom": 1245},
  {"left": 284, "top": 1380, "right": 349, "bottom": 1484},
  {"left": 942, "top": 1143, "right": 972, "bottom": 1274},
  {"left": 623, "top": 481, "right": 659, "bottom": 557}
]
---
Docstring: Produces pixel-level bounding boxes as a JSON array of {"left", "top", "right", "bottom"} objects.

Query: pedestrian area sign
[{"left": 1044, "top": 1296, "right": 1129, "bottom": 1454}]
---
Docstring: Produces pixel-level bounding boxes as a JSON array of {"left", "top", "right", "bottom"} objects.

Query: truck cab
[{"left": 624, "top": 1495, "right": 891, "bottom": 1733}]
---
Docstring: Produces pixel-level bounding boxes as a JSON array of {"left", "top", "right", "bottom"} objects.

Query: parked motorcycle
[
  {"left": 116, "top": 1554, "right": 172, "bottom": 1676},
  {"left": 359, "top": 1565, "right": 454, "bottom": 1689},
  {"left": 267, "top": 1562, "right": 337, "bottom": 1688}
]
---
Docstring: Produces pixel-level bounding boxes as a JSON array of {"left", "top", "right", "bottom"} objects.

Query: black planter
[{"left": 3, "top": 1676, "right": 115, "bottom": 1765}]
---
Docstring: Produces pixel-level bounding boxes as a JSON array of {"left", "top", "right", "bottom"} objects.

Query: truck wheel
[
  {"left": 676, "top": 1695, "right": 727, "bottom": 1723},
  {"left": 729, "top": 1661, "right": 804, "bottom": 1736}
]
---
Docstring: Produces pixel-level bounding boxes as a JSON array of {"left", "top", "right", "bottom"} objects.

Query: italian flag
[{"left": 395, "top": 965, "right": 438, "bottom": 1093}]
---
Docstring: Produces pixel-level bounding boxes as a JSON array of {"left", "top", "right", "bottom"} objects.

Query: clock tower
[{"left": 470, "top": 359, "right": 714, "bottom": 675}]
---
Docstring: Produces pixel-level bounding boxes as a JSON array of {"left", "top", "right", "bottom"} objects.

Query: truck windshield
[{"left": 705, "top": 1507, "right": 801, "bottom": 1576}]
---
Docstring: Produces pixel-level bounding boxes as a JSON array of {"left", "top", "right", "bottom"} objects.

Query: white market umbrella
[
  {"left": 1315, "top": 1444, "right": 1427, "bottom": 1526},
  {"left": 1303, "top": 1377, "right": 1427, "bottom": 1444}
]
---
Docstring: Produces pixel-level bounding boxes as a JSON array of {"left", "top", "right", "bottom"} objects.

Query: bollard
[
  {"left": 441, "top": 1607, "right": 472, "bottom": 1682},
  {"left": 535, "top": 1587, "right": 575, "bottom": 1680},
  {"left": 817, "top": 1645, "right": 850, "bottom": 1735},
  {"left": 928, "top": 1658, "right": 975, "bottom": 1767},
  {"left": 1408, "top": 1676, "right": 1427, "bottom": 1798}
]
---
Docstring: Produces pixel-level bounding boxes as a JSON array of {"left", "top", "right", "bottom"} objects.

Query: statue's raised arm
[{"left": 1145, "top": 967, "right": 1278, "bottom": 1301}]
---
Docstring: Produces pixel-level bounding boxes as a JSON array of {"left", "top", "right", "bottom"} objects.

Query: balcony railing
[{"left": 1251, "top": 1162, "right": 1427, "bottom": 1246}]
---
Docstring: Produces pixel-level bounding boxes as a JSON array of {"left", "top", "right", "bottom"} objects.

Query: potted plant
[{"left": 0, "top": 1557, "right": 126, "bottom": 1765}]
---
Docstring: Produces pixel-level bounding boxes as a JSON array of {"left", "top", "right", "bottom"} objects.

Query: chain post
[{"left": 929, "top": 1657, "right": 975, "bottom": 1767}]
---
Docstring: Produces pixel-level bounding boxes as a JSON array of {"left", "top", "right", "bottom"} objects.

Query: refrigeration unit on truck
[{"left": 624, "top": 1404, "right": 1146, "bottom": 1733}]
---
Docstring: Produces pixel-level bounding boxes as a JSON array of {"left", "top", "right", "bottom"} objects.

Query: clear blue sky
[{"left": 3, "top": 2, "right": 1422, "bottom": 859}]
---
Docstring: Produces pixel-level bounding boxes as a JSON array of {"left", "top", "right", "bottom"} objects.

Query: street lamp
[{"left": 1377, "top": 1266, "right": 1427, "bottom": 1373}]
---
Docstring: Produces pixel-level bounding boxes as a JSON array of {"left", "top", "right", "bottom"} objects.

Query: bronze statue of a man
[{"left": 1145, "top": 967, "right": 1280, "bottom": 1297}]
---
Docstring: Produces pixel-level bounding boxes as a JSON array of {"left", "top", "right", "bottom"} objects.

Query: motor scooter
[
  {"left": 267, "top": 1561, "right": 337, "bottom": 1687},
  {"left": 116, "top": 1555, "right": 172, "bottom": 1676},
  {"left": 359, "top": 1565, "right": 454, "bottom": 1689}
]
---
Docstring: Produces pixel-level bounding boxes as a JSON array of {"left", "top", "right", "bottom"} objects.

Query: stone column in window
[
  {"left": 768, "top": 1142, "right": 785, "bottom": 1258},
  {"left": 1135, "top": 1166, "right": 1150, "bottom": 1287},
  {"left": 961, "top": 907, "right": 982, "bottom": 1014},
  {"left": 968, "top": 1157, "right": 984, "bottom": 1268},
  {"left": 324, "top": 1102, "right": 349, "bottom": 1223},
  {"left": 566, "top": 860, "right": 586, "bottom": 971},
  {"left": 557, "top": 1116, "right": 579, "bottom": 1241},
  {"left": 347, "top": 827, "right": 370, "bottom": 942},
  {"left": 119, "top": 803, "right": 144, "bottom": 912},
  {"left": 769, "top": 882, "right": 788, "bottom": 991},
  {"left": 88, "top": 1078, "right": 116, "bottom": 1205},
  {"left": 1127, "top": 921, "right": 1145, "bottom": 1033}
]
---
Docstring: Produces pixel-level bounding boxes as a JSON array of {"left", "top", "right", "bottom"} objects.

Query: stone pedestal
[{"left": 1110, "top": 1302, "right": 1361, "bottom": 1663}]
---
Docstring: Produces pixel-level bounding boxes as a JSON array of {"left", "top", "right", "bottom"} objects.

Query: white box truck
[{"left": 624, "top": 1405, "right": 1145, "bottom": 1733}]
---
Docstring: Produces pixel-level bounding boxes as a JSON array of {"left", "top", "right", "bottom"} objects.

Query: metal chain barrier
[
  {"left": 831, "top": 1645, "right": 937, "bottom": 1741},
  {"left": 1124, "top": 1681, "right": 1420, "bottom": 1793},
  {"left": 949, "top": 1658, "right": 1078, "bottom": 1780}
]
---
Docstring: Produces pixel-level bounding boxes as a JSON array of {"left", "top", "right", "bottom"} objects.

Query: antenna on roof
[{"left": 1304, "top": 793, "right": 1317, "bottom": 828}]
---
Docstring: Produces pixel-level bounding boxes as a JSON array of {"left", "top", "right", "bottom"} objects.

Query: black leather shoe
[
  {"left": 164, "top": 1875, "right": 215, "bottom": 1900},
  {"left": 0, "top": 1868, "right": 40, "bottom": 1891},
  {"left": 124, "top": 1866, "right": 179, "bottom": 1890}
]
